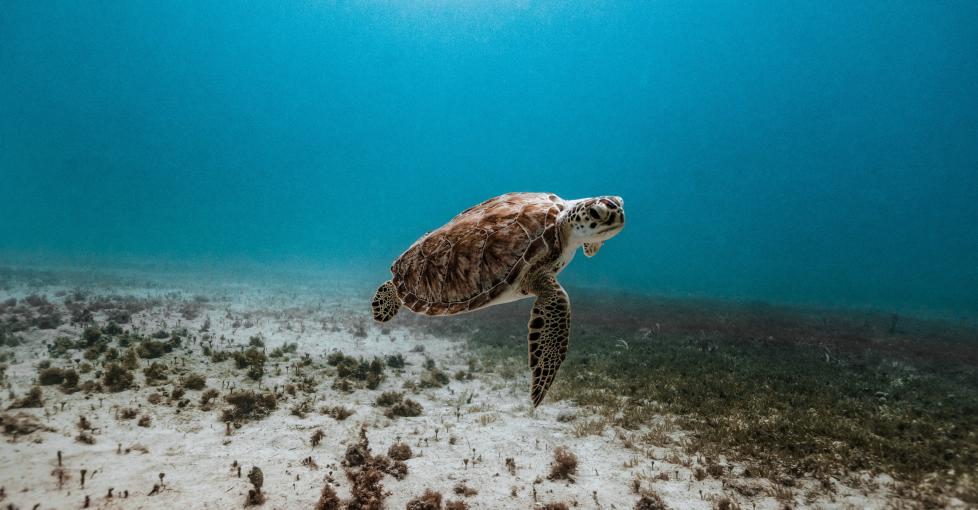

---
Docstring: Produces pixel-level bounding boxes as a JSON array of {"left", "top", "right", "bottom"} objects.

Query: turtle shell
[{"left": 391, "top": 192, "right": 565, "bottom": 315}]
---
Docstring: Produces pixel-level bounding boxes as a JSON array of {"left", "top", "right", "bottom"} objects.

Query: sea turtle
[{"left": 371, "top": 192, "right": 625, "bottom": 407}]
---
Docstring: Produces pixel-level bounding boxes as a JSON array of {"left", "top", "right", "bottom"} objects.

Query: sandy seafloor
[{"left": 0, "top": 269, "right": 942, "bottom": 510}]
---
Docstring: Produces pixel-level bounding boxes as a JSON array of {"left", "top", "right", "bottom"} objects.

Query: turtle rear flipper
[{"left": 371, "top": 281, "right": 401, "bottom": 322}]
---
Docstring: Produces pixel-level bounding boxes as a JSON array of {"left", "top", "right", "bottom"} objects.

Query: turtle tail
[{"left": 371, "top": 280, "right": 401, "bottom": 322}]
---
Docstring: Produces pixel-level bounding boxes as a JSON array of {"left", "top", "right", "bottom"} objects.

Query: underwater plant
[
  {"left": 76, "top": 415, "right": 95, "bottom": 444},
  {"left": 38, "top": 366, "right": 66, "bottom": 385},
  {"left": 419, "top": 367, "right": 450, "bottom": 388},
  {"left": 384, "top": 398, "right": 422, "bottom": 419},
  {"left": 222, "top": 390, "right": 277, "bottom": 423},
  {"left": 375, "top": 391, "right": 403, "bottom": 407},
  {"left": 200, "top": 388, "right": 219, "bottom": 409},
  {"left": 102, "top": 363, "right": 133, "bottom": 392},
  {"left": 387, "top": 442, "right": 412, "bottom": 461},
  {"left": 181, "top": 373, "right": 206, "bottom": 390},
  {"left": 245, "top": 466, "right": 266, "bottom": 505},
  {"left": 327, "top": 352, "right": 385, "bottom": 389},
  {"left": 406, "top": 489, "right": 443, "bottom": 510},
  {"left": 446, "top": 293, "right": 978, "bottom": 504},
  {"left": 310, "top": 429, "right": 325, "bottom": 447},
  {"left": 233, "top": 348, "right": 267, "bottom": 380},
  {"left": 1, "top": 411, "right": 54, "bottom": 435},
  {"left": 548, "top": 446, "right": 578, "bottom": 482},
  {"left": 289, "top": 399, "right": 314, "bottom": 418},
  {"left": 47, "top": 336, "right": 76, "bottom": 358},
  {"left": 712, "top": 497, "right": 741, "bottom": 510},
  {"left": 504, "top": 457, "right": 517, "bottom": 476},
  {"left": 314, "top": 484, "right": 340, "bottom": 510},
  {"left": 453, "top": 482, "right": 477, "bottom": 497},
  {"left": 143, "top": 362, "right": 168, "bottom": 383},
  {"left": 334, "top": 425, "right": 411, "bottom": 507},
  {"left": 120, "top": 348, "right": 140, "bottom": 370},
  {"left": 269, "top": 342, "right": 297, "bottom": 358},
  {"left": 325, "top": 405, "right": 354, "bottom": 421},
  {"left": 60, "top": 368, "right": 79, "bottom": 392},
  {"left": 385, "top": 353, "right": 405, "bottom": 368},
  {"left": 8, "top": 386, "right": 44, "bottom": 408},
  {"left": 103, "top": 321, "right": 123, "bottom": 335},
  {"left": 633, "top": 490, "right": 669, "bottom": 510},
  {"left": 81, "top": 326, "right": 101, "bottom": 346},
  {"left": 137, "top": 339, "right": 172, "bottom": 359},
  {"left": 34, "top": 311, "right": 62, "bottom": 330},
  {"left": 210, "top": 350, "right": 231, "bottom": 363}
]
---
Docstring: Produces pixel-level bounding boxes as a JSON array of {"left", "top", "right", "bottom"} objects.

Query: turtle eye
[{"left": 587, "top": 207, "right": 601, "bottom": 220}]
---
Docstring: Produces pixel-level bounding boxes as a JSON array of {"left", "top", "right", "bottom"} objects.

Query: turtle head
[{"left": 566, "top": 196, "right": 625, "bottom": 244}]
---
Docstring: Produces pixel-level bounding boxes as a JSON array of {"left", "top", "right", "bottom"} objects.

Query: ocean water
[{"left": 2, "top": 1, "right": 977, "bottom": 318}]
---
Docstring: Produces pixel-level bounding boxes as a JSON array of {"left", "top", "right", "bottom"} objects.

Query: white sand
[{"left": 0, "top": 277, "right": 927, "bottom": 509}]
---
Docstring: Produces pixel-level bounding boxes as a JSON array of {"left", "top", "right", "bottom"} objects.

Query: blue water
[{"left": 1, "top": 2, "right": 977, "bottom": 317}]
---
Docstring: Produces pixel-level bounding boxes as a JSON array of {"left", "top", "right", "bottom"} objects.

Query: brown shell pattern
[{"left": 392, "top": 192, "right": 564, "bottom": 316}]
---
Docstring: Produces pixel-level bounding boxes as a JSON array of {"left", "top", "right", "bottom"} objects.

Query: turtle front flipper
[
  {"left": 371, "top": 280, "right": 401, "bottom": 322},
  {"left": 527, "top": 275, "right": 570, "bottom": 407},
  {"left": 583, "top": 242, "right": 603, "bottom": 257}
]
